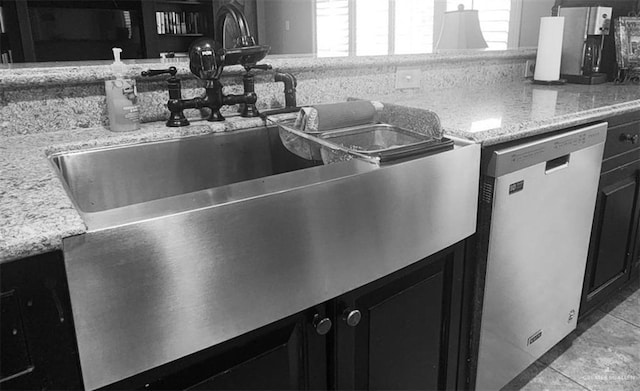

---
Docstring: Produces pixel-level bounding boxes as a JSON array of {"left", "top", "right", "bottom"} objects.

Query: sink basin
[
  {"left": 50, "top": 126, "right": 321, "bottom": 230},
  {"left": 59, "top": 128, "right": 481, "bottom": 390}
]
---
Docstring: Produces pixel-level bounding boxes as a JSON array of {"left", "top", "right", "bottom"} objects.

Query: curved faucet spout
[{"left": 216, "top": 4, "right": 256, "bottom": 48}]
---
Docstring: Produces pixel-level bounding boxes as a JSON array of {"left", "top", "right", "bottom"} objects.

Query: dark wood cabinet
[
  {"left": 106, "top": 305, "right": 327, "bottom": 390},
  {"left": 0, "top": 252, "right": 83, "bottom": 390},
  {"left": 580, "top": 112, "right": 640, "bottom": 317},
  {"left": 331, "top": 242, "right": 465, "bottom": 391},
  {"left": 110, "top": 241, "right": 468, "bottom": 391}
]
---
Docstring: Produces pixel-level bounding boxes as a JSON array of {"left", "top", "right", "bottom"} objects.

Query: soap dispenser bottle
[{"left": 105, "top": 48, "right": 140, "bottom": 132}]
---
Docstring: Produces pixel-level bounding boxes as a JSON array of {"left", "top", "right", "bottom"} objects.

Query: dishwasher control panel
[{"left": 486, "top": 122, "right": 608, "bottom": 177}]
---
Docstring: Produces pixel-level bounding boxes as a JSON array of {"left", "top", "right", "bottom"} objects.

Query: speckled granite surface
[
  {"left": 365, "top": 81, "right": 640, "bottom": 146},
  {"left": 0, "top": 51, "right": 531, "bottom": 136}
]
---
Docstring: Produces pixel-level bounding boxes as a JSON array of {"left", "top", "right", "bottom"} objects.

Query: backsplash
[{"left": 0, "top": 50, "right": 533, "bottom": 137}]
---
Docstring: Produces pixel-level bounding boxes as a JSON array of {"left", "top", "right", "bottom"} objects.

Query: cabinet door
[
  {"left": 0, "top": 252, "right": 83, "bottom": 390},
  {"left": 581, "top": 158, "right": 640, "bottom": 316},
  {"left": 185, "top": 310, "right": 325, "bottom": 391},
  {"left": 110, "top": 306, "right": 328, "bottom": 390},
  {"left": 333, "top": 243, "right": 465, "bottom": 391}
]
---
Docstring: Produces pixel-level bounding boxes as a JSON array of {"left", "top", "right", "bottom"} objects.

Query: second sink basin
[{"left": 50, "top": 126, "right": 321, "bottom": 230}]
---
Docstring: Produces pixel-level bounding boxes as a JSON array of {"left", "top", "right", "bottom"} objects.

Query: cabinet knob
[
  {"left": 620, "top": 133, "right": 639, "bottom": 144},
  {"left": 342, "top": 309, "right": 362, "bottom": 327},
  {"left": 313, "top": 314, "right": 332, "bottom": 335}
]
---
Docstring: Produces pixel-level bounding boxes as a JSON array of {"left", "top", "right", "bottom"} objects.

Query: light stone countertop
[
  {"left": 2, "top": 79, "right": 640, "bottom": 263},
  {"left": 365, "top": 81, "right": 640, "bottom": 146}
]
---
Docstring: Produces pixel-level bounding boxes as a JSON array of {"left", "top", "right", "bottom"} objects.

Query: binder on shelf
[
  {"left": 163, "top": 12, "right": 168, "bottom": 34},
  {"left": 156, "top": 12, "right": 163, "bottom": 34},
  {"left": 0, "top": 6, "right": 6, "bottom": 34}
]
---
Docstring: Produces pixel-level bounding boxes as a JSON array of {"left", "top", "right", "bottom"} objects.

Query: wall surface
[
  {"left": 518, "top": 0, "right": 555, "bottom": 48},
  {"left": 257, "top": 0, "right": 314, "bottom": 55}
]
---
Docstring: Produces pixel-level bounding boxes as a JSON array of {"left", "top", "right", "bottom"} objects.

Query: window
[
  {"left": 316, "top": 0, "right": 350, "bottom": 57},
  {"left": 355, "top": 0, "right": 388, "bottom": 56},
  {"left": 316, "top": 0, "right": 512, "bottom": 56},
  {"left": 394, "top": 0, "right": 435, "bottom": 55},
  {"left": 316, "top": 0, "right": 435, "bottom": 57}
]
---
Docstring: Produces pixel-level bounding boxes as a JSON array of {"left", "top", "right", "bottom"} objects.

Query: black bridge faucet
[
  {"left": 142, "top": 38, "right": 270, "bottom": 125},
  {"left": 142, "top": 4, "right": 274, "bottom": 125}
]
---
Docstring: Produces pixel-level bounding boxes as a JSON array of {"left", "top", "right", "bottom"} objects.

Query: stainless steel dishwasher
[{"left": 475, "top": 122, "right": 607, "bottom": 390}]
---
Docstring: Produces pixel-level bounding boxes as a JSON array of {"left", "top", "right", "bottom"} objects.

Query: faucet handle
[{"left": 141, "top": 67, "right": 178, "bottom": 78}]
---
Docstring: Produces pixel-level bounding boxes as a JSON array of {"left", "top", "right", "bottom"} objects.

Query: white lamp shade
[{"left": 436, "top": 9, "right": 488, "bottom": 50}]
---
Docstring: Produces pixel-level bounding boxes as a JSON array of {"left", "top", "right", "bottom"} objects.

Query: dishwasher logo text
[
  {"left": 527, "top": 329, "right": 543, "bottom": 346},
  {"left": 509, "top": 180, "right": 525, "bottom": 194}
]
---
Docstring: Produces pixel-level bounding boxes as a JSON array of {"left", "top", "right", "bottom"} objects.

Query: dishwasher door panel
[{"left": 476, "top": 126, "right": 606, "bottom": 391}]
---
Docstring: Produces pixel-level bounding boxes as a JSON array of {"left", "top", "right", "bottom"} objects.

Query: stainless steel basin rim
[{"left": 49, "top": 126, "right": 324, "bottom": 231}]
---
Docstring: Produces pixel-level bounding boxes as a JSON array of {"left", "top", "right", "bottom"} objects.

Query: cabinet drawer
[{"left": 604, "top": 120, "right": 640, "bottom": 160}]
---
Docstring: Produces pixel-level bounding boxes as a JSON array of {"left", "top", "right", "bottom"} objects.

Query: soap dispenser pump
[{"left": 105, "top": 48, "right": 140, "bottom": 132}]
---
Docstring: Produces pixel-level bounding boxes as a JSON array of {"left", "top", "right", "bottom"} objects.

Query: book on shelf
[
  {"left": 156, "top": 12, "right": 163, "bottom": 34},
  {"left": 181, "top": 12, "right": 187, "bottom": 34},
  {"left": 1, "top": 49, "right": 13, "bottom": 64},
  {"left": 156, "top": 11, "right": 203, "bottom": 35}
]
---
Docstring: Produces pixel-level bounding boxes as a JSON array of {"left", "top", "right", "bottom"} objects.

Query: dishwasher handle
[{"left": 545, "top": 154, "right": 570, "bottom": 173}]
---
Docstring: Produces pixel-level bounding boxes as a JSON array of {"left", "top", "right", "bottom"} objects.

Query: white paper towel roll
[{"left": 534, "top": 17, "right": 565, "bottom": 81}]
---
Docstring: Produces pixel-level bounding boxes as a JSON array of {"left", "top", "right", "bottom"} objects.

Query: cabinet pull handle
[
  {"left": 620, "top": 133, "right": 639, "bottom": 144},
  {"left": 312, "top": 314, "right": 332, "bottom": 335},
  {"left": 342, "top": 308, "right": 362, "bottom": 327},
  {"left": 44, "top": 278, "right": 65, "bottom": 323}
]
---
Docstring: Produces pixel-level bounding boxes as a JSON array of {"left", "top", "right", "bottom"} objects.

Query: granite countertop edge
[{"left": 465, "top": 99, "right": 640, "bottom": 146}]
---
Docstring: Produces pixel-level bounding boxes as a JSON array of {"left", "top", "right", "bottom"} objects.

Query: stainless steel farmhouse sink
[
  {"left": 50, "top": 126, "right": 321, "bottom": 230},
  {"left": 52, "top": 125, "right": 481, "bottom": 390}
]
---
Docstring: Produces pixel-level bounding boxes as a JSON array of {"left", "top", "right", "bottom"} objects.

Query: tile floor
[{"left": 505, "top": 277, "right": 640, "bottom": 391}]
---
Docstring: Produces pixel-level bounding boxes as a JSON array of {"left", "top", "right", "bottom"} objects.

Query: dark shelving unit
[
  {"left": 142, "top": 0, "right": 214, "bottom": 58},
  {"left": 2, "top": 0, "right": 214, "bottom": 62}
]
